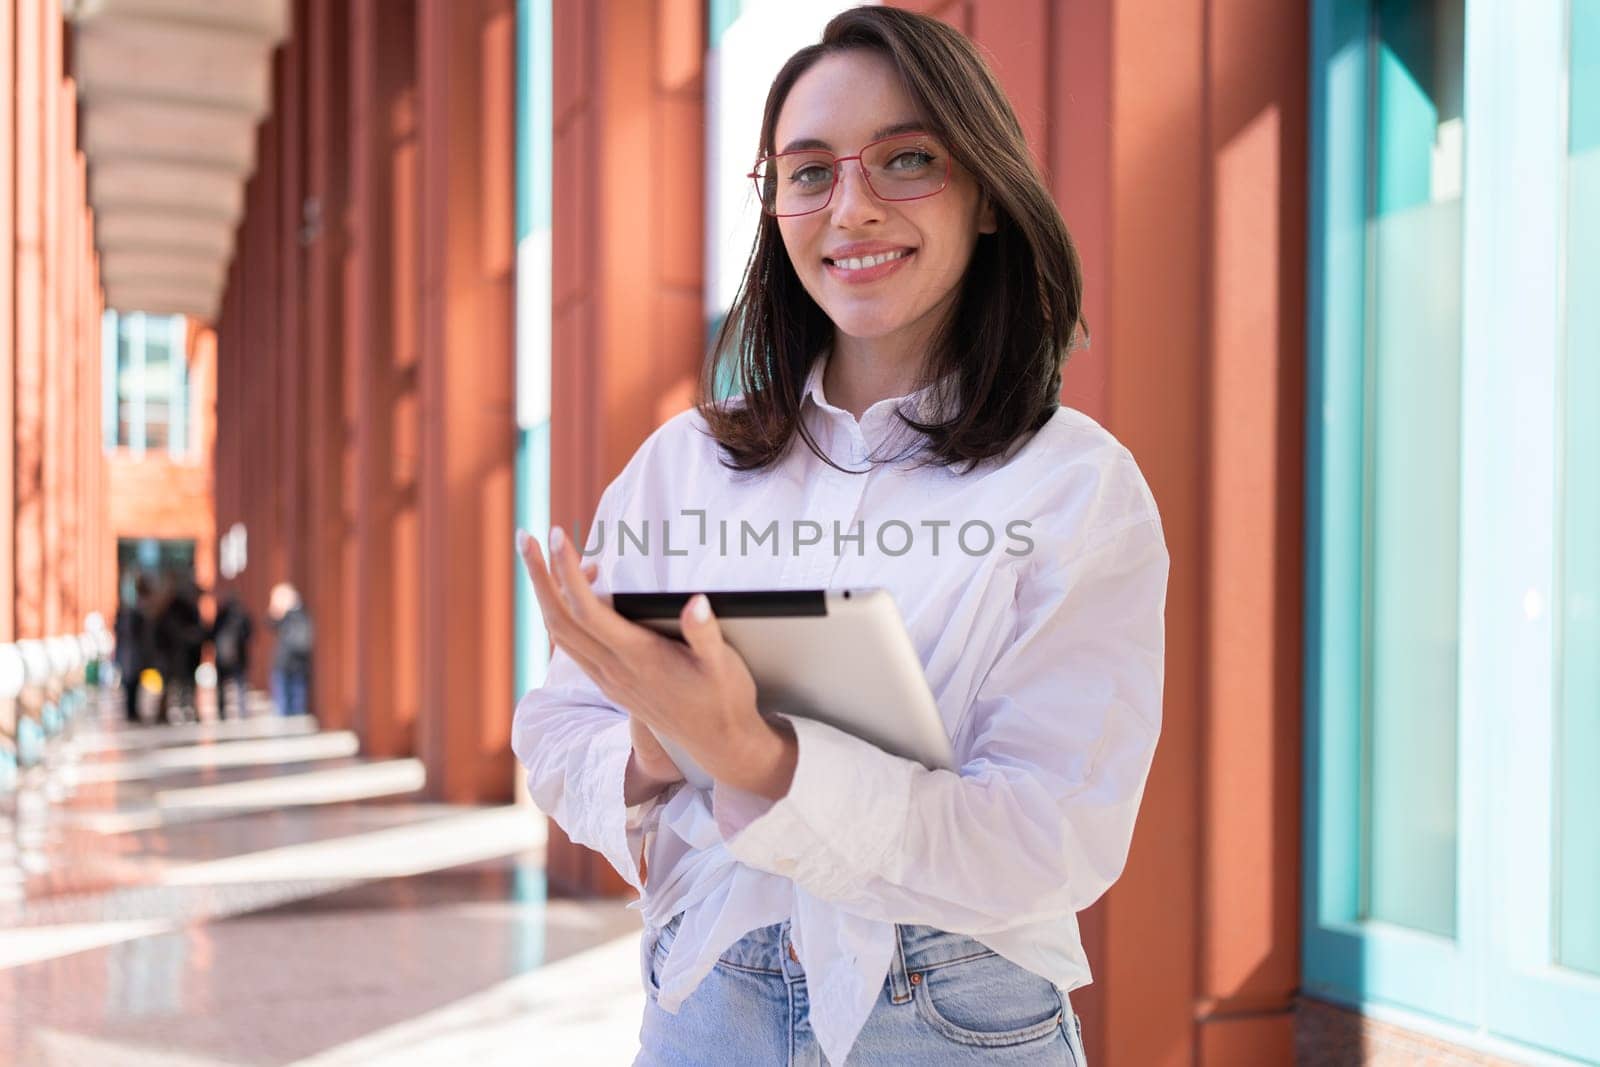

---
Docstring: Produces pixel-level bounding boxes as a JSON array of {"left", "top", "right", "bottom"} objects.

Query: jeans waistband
[{"left": 707, "top": 918, "right": 1014, "bottom": 992}]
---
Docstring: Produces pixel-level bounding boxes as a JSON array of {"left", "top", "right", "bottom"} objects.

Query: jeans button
[{"left": 788, "top": 942, "right": 799, "bottom": 963}]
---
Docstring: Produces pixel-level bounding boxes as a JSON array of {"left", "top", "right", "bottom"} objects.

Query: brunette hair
[{"left": 695, "top": 5, "right": 1085, "bottom": 475}]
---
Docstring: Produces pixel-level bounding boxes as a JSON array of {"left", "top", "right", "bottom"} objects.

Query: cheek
[{"left": 777, "top": 220, "right": 820, "bottom": 268}]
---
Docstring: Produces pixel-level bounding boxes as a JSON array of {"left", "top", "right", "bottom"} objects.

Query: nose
[{"left": 827, "top": 157, "right": 885, "bottom": 228}]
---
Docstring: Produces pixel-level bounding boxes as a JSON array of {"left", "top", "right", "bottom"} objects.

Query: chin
[{"left": 820, "top": 305, "right": 917, "bottom": 340}]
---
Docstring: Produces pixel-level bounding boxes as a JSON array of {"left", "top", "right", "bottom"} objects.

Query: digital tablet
[{"left": 602, "top": 588, "right": 955, "bottom": 790}]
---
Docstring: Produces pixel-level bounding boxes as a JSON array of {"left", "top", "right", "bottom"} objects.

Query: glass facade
[
  {"left": 105, "top": 310, "right": 191, "bottom": 458},
  {"left": 1557, "top": 0, "right": 1600, "bottom": 981},
  {"left": 1308, "top": 1, "right": 1600, "bottom": 1059},
  {"left": 1362, "top": 0, "right": 1464, "bottom": 940}
]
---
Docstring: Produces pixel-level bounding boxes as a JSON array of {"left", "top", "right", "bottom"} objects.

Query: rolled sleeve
[
  {"left": 713, "top": 717, "right": 916, "bottom": 895},
  {"left": 708, "top": 515, "right": 1169, "bottom": 930}
]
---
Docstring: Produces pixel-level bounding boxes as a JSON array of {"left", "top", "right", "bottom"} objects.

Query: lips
[
  {"left": 822, "top": 244, "right": 916, "bottom": 268},
  {"left": 825, "top": 247, "right": 915, "bottom": 271},
  {"left": 822, "top": 248, "right": 916, "bottom": 284}
]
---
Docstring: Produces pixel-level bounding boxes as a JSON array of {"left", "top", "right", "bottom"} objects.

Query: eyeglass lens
[{"left": 753, "top": 135, "right": 949, "bottom": 216}]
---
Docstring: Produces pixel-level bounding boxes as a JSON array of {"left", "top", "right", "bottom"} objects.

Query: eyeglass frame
[{"left": 746, "top": 131, "right": 954, "bottom": 218}]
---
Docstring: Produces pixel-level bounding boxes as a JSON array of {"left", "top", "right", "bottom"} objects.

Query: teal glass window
[
  {"left": 1363, "top": 0, "right": 1465, "bottom": 941},
  {"left": 1556, "top": 0, "right": 1600, "bottom": 980}
]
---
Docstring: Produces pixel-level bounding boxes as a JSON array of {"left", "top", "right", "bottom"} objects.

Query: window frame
[{"left": 1304, "top": 1, "right": 1600, "bottom": 1059}]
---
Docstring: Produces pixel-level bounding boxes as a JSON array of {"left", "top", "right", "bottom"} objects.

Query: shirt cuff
[
  {"left": 711, "top": 716, "right": 915, "bottom": 896},
  {"left": 585, "top": 719, "right": 676, "bottom": 891}
]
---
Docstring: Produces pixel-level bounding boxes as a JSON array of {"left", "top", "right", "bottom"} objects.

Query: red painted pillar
[
  {"left": 546, "top": 0, "right": 705, "bottom": 894},
  {"left": 13, "top": 0, "right": 46, "bottom": 640},
  {"left": 277, "top": 20, "right": 307, "bottom": 610},
  {"left": 347, "top": 0, "right": 421, "bottom": 758},
  {"left": 303, "top": 0, "right": 350, "bottom": 730},
  {"left": 1, "top": 0, "right": 15, "bottom": 642},
  {"left": 416, "top": 0, "right": 518, "bottom": 804},
  {"left": 39, "top": 3, "right": 62, "bottom": 638}
]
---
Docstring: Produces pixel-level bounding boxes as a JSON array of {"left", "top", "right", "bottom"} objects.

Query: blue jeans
[
  {"left": 637, "top": 915, "right": 1087, "bottom": 1065},
  {"left": 270, "top": 667, "right": 310, "bottom": 716}
]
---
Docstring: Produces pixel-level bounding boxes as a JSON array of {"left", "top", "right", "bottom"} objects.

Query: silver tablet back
[{"left": 628, "top": 588, "right": 954, "bottom": 791}]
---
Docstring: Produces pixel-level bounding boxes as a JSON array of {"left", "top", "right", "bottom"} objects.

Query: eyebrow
[{"left": 779, "top": 121, "right": 928, "bottom": 154}]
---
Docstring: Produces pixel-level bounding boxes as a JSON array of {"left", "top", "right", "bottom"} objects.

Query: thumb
[{"left": 679, "top": 594, "right": 725, "bottom": 658}]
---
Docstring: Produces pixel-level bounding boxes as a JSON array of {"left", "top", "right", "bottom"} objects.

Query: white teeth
[{"left": 833, "top": 249, "right": 910, "bottom": 271}]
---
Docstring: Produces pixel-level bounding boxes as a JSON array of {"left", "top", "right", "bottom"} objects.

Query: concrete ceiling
[{"left": 67, "top": 0, "right": 288, "bottom": 322}]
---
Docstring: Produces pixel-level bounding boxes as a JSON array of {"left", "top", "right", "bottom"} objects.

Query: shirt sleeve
[
  {"left": 711, "top": 514, "right": 1169, "bottom": 929},
  {"left": 510, "top": 476, "right": 679, "bottom": 893}
]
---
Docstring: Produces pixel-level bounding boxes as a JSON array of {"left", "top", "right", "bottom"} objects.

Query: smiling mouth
[{"left": 823, "top": 249, "right": 915, "bottom": 270}]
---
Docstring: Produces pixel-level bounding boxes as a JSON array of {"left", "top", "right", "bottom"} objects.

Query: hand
[
  {"left": 527, "top": 551, "right": 683, "bottom": 803},
  {"left": 516, "top": 524, "right": 797, "bottom": 799},
  {"left": 624, "top": 713, "right": 681, "bottom": 790}
]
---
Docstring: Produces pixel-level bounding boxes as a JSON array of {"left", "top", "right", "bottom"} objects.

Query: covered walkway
[{"left": 1, "top": 700, "right": 641, "bottom": 1065}]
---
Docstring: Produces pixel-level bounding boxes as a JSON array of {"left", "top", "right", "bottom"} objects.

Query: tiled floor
[{"left": 0, "top": 702, "right": 647, "bottom": 1066}]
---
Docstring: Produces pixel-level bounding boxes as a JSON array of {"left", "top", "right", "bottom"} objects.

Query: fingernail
[
  {"left": 691, "top": 594, "right": 711, "bottom": 623},
  {"left": 550, "top": 525, "right": 565, "bottom": 554},
  {"left": 515, "top": 529, "right": 530, "bottom": 555}
]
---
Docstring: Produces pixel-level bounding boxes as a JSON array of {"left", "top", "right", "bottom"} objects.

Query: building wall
[
  {"left": 5, "top": 0, "right": 111, "bottom": 643},
  {"left": 103, "top": 332, "right": 219, "bottom": 597}
]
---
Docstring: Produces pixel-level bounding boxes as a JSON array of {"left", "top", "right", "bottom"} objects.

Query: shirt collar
[{"left": 801, "top": 350, "right": 960, "bottom": 427}]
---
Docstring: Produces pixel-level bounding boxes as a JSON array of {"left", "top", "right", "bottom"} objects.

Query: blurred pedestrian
[
  {"left": 267, "top": 582, "right": 313, "bottom": 716},
  {"left": 113, "top": 573, "right": 157, "bottom": 724},
  {"left": 156, "top": 575, "right": 205, "bottom": 725},
  {"left": 210, "top": 592, "right": 254, "bottom": 720}
]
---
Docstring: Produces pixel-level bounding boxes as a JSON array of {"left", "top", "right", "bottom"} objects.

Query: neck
[{"left": 825, "top": 329, "right": 939, "bottom": 422}]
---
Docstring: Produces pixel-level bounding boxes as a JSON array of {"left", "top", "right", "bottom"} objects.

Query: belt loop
[
  {"left": 888, "top": 924, "right": 913, "bottom": 1004},
  {"left": 780, "top": 919, "right": 804, "bottom": 983}
]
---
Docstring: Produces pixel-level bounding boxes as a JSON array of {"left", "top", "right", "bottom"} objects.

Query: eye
[
  {"left": 886, "top": 148, "right": 936, "bottom": 171},
  {"left": 789, "top": 162, "right": 834, "bottom": 187}
]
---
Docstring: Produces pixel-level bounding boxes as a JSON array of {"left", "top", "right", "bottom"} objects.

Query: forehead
[{"left": 775, "top": 49, "right": 925, "bottom": 151}]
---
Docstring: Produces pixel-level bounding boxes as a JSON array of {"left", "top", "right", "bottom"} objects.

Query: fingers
[
  {"left": 678, "top": 593, "right": 726, "bottom": 660},
  {"left": 517, "top": 528, "right": 615, "bottom": 679},
  {"left": 546, "top": 525, "right": 642, "bottom": 649}
]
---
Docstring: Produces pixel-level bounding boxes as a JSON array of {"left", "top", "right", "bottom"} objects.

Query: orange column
[
  {"left": 546, "top": 0, "right": 705, "bottom": 893},
  {"left": 303, "top": 0, "right": 350, "bottom": 730},
  {"left": 277, "top": 19, "right": 307, "bottom": 615},
  {"left": 347, "top": 0, "right": 422, "bottom": 758},
  {"left": 92, "top": 254, "right": 108, "bottom": 620},
  {"left": 38, "top": 2, "right": 62, "bottom": 638},
  {"left": 1192, "top": 1, "right": 1307, "bottom": 1062},
  {"left": 1, "top": 0, "right": 14, "bottom": 642},
  {"left": 80, "top": 194, "right": 99, "bottom": 624},
  {"left": 416, "top": 0, "right": 517, "bottom": 803},
  {"left": 13, "top": 0, "right": 45, "bottom": 640},
  {"left": 57, "top": 92, "right": 80, "bottom": 631}
]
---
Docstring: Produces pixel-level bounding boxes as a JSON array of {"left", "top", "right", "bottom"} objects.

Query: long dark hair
[{"left": 695, "top": 5, "right": 1085, "bottom": 476}]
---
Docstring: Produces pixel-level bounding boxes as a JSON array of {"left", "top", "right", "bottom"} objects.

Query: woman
[{"left": 514, "top": 7, "right": 1167, "bottom": 1065}]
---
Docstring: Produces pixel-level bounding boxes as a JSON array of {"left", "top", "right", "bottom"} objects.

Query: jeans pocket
[
  {"left": 647, "top": 913, "right": 683, "bottom": 996},
  {"left": 910, "top": 950, "right": 1066, "bottom": 1049},
  {"left": 1069, "top": 1012, "right": 1088, "bottom": 1066}
]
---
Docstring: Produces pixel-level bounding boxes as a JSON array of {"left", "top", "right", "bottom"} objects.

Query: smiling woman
[
  {"left": 512, "top": 6, "right": 1166, "bottom": 1067},
  {"left": 699, "top": 8, "right": 1085, "bottom": 474}
]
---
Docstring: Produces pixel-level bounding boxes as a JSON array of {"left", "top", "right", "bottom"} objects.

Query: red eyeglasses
[{"left": 748, "top": 132, "right": 953, "bottom": 218}]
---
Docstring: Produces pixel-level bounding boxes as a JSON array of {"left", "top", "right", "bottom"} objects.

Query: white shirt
[{"left": 512, "top": 351, "right": 1169, "bottom": 1065}]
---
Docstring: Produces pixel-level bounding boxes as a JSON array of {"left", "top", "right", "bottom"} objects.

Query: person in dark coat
[
  {"left": 210, "top": 593, "right": 254, "bottom": 720},
  {"left": 113, "top": 573, "right": 157, "bottom": 724},
  {"left": 155, "top": 576, "right": 206, "bottom": 725},
  {"left": 268, "top": 582, "right": 314, "bottom": 716}
]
